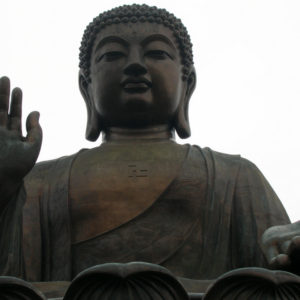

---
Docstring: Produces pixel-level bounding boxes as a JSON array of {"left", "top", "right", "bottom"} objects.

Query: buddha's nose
[
  {"left": 124, "top": 63, "right": 147, "bottom": 76},
  {"left": 123, "top": 49, "right": 147, "bottom": 76}
]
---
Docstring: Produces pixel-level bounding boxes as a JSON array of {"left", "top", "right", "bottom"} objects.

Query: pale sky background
[{"left": 1, "top": 0, "right": 300, "bottom": 221}]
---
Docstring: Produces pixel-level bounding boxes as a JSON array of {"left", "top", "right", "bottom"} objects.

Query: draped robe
[{"left": 0, "top": 145, "right": 290, "bottom": 281}]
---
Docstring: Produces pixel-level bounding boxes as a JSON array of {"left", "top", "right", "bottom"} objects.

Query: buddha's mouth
[{"left": 121, "top": 78, "right": 152, "bottom": 93}]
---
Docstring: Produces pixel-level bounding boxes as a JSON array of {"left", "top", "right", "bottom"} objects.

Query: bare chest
[{"left": 69, "top": 143, "right": 186, "bottom": 243}]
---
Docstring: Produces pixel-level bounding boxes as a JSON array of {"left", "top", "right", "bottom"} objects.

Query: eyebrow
[
  {"left": 94, "top": 36, "right": 128, "bottom": 53},
  {"left": 141, "top": 34, "right": 176, "bottom": 50}
]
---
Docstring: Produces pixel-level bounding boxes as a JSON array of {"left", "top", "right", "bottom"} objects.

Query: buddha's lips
[
  {"left": 124, "top": 82, "right": 148, "bottom": 89},
  {"left": 121, "top": 78, "right": 152, "bottom": 92}
]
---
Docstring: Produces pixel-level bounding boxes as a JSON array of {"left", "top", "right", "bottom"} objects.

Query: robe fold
[{"left": 0, "top": 145, "right": 290, "bottom": 281}]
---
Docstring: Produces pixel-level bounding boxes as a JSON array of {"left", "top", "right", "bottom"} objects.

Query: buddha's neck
[{"left": 102, "top": 125, "right": 175, "bottom": 143}]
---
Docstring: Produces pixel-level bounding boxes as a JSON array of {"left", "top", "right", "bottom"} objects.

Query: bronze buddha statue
[{"left": 0, "top": 4, "right": 299, "bottom": 284}]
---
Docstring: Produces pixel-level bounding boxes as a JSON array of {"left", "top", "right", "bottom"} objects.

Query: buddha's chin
[
  {"left": 122, "top": 96, "right": 152, "bottom": 112},
  {"left": 117, "top": 111, "right": 158, "bottom": 128}
]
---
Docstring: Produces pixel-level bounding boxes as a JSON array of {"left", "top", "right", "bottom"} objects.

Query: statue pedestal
[{"left": 1, "top": 263, "right": 300, "bottom": 299}]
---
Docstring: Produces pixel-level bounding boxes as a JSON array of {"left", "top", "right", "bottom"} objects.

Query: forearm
[
  {"left": 0, "top": 182, "right": 25, "bottom": 278},
  {"left": 0, "top": 176, "right": 23, "bottom": 212}
]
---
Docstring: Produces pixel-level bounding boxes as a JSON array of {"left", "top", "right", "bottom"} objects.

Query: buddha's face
[{"left": 87, "top": 22, "right": 188, "bottom": 129}]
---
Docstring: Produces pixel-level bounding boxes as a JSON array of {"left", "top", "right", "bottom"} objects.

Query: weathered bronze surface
[
  {"left": 0, "top": 3, "right": 299, "bottom": 297},
  {"left": 1, "top": 263, "right": 300, "bottom": 299}
]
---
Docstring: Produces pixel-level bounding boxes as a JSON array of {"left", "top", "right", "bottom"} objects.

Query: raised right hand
[{"left": 0, "top": 76, "right": 42, "bottom": 201}]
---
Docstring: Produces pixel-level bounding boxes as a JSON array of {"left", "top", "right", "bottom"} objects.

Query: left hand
[{"left": 262, "top": 221, "right": 300, "bottom": 275}]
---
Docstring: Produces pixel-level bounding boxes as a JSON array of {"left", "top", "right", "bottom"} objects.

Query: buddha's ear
[
  {"left": 174, "top": 67, "right": 196, "bottom": 139},
  {"left": 78, "top": 70, "right": 102, "bottom": 141}
]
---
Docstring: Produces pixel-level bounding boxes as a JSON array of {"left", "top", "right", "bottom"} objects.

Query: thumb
[
  {"left": 269, "top": 254, "right": 291, "bottom": 270},
  {"left": 25, "top": 111, "right": 43, "bottom": 146}
]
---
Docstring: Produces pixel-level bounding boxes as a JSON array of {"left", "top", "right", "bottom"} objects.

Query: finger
[
  {"left": 281, "top": 240, "right": 292, "bottom": 254},
  {"left": 265, "top": 244, "right": 280, "bottom": 265},
  {"left": 0, "top": 76, "right": 10, "bottom": 126},
  {"left": 287, "top": 236, "right": 300, "bottom": 256},
  {"left": 288, "top": 236, "right": 300, "bottom": 275},
  {"left": 269, "top": 254, "right": 291, "bottom": 270},
  {"left": 9, "top": 87, "right": 22, "bottom": 133},
  {"left": 25, "top": 111, "right": 42, "bottom": 145}
]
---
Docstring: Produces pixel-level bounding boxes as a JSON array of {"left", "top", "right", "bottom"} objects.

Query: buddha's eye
[
  {"left": 97, "top": 51, "right": 125, "bottom": 62},
  {"left": 145, "top": 50, "right": 172, "bottom": 60}
]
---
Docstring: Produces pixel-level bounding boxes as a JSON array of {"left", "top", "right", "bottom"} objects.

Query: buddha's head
[{"left": 79, "top": 4, "right": 196, "bottom": 141}]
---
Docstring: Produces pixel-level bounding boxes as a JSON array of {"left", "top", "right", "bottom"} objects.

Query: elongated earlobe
[
  {"left": 78, "top": 71, "right": 102, "bottom": 141},
  {"left": 175, "top": 106, "right": 191, "bottom": 138},
  {"left": 174, "top": 68, "right": 196, "bottom": 139},
  {"left": 85, "top": 109, "right": 102, "bottom": 141}
]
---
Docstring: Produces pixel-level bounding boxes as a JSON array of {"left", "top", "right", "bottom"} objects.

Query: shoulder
[
  {"left": 189, "top": 145, "right": 290, "bottom": 223},
  {"left": 24, "top": 150, "right": 84, "bottom": 190},
  {"left": 195, "top": 145, "right": 259, "bottom": 168},
  {"left": 190, "top": 145, "right": 265, "bottom": 183},
  {"left": 191, "top": 145, "right": 246, "bottom": 168},
  {"left": 26, "top": 155, "right": 72, "bottom": 179}
]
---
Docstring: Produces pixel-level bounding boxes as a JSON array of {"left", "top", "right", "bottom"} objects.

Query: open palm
[{"left": 0, "top": 77, "right": 42, "bottom": 202}]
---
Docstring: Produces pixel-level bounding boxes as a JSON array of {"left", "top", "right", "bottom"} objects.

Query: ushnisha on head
[{"left": 79, "top": 4, "right": 196, "bottom": 141}]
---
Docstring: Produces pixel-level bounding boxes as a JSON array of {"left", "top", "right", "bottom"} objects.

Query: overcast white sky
[{"left": 1, "top": 0, "right": 300, "bottom": 221}]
